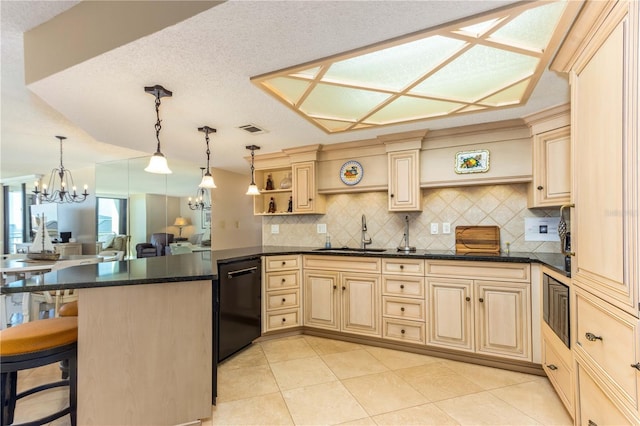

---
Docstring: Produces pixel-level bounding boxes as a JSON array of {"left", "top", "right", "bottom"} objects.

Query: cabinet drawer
[
  {"left": 265, "top": 309, "right": 300, "bottom": 331},
  {"left": 266, "top": 290, "right": 299, "bottom": 310},
  {"left": 576, "top": 361, "right": 635, "bottom": 426},
  {"left": 574, "top": 287, "right": 639, "bottom": 409},
  {"left": 542, "top": 335, "right": 573, "bottom": 416},
  {"left": 383, "top": 296, "right": 425, "bottom": 321},
  {"left": 303, "top": 255, "right": 381, "bottom": 273},
  {"left": 383, "top": 318, "right": 425, "bottom": 344},
  {"left": 383, "top": 275, "right": 424, "bottom": 298},
  {"left": 266, "top": 271, "right": 299, "bottom": 290},
  {"left": 382, "top": 258, "right": 425, "bottom": 276},
  {"left": 264, "top": 255, "right": 300, "bottom": 272},
  {"left": 425, "top": 260, "right": 530, "bottom": 282}
]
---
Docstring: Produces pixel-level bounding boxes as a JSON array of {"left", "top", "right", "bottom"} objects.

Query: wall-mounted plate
[{"left": 340, "top": 160, "right": 363, "bottom": 186}]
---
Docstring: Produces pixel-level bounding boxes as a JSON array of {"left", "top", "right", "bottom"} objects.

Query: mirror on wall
[{"left": 95, "top": 156, "right": 209, "bottom": 252}]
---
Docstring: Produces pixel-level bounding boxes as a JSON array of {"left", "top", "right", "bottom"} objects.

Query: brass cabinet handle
[
  {"left": 400, "top": 329, "right": 405, "bottom": 334},
  {"left": 282, "top": 261, "right": 286, "bottom": 266},
  {"left": 282, "top": 298, "right": 286, "bottom": 303},
  {"left": 342, "top": 286, "right": 346, "bottom": 291},
  {"left": 585, "top": 332, "right": 603, "bottom": 342},
  {"left": 390, "top": 194, "right": 395, "bottom": 198},
  {"left": 546, "top": 364, "right": 558, "bottom": 371},
  {"left": 631, "top": 363, "right": 640, "bottom": 371},
  {"left": 465, "top": 297, "right": 471, "bottom": 302},
  {"left": 479, "top": 298, "right": 484, "bottom": 303},
  {"left": 400, "top": 307, "right": 405, "bottom": 312},
  {"left": 281, "top": 278, "right": 286, "bottom": 283},
  {"left": 588, "top": 420, "right": 597, "bottom": 426},
  {"left": 537, "top": 185, "right": 544, "bottom": 190},
  {"left": 400, "top": 284, "right": 405, "bottom": 289},
  {"left": 282, "top": 317, "right": 286, "bottom": 322},
  {"left": 333, "top": 285, "right": 337, "bottom": 290},
  {"left": 400, "top": 265, "right": 404, "bottom": 270},
  {"left": 308, "top": 198, "right": 313, "bottom": 202}
]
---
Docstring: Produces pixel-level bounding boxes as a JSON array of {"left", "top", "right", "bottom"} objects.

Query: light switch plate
[
  {"left": 442, "top": 223, "right": 451, "bottom": 234},
  {"left": 430, "top": 223, "right": 439, "bottom": 235},
  {"left": 317, "top": 224, "right": 327, "bottom": 234},
  {"left": 271, "top": 224, "right": 279, "bottom": 234}
]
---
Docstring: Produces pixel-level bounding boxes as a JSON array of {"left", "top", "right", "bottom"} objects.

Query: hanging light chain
[{"left": 154, "top": 93, "right": 162, "bottom": 153}]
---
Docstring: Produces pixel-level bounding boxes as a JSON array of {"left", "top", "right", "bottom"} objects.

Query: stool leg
[
  {"left": 1, "top": 371, "right": 17, "bottom": 426},
  {"left": 69, "top": 353, "right": 77, "bottom": 426}
]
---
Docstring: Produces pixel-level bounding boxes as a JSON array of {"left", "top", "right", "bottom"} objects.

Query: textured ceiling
[{"left": 1, "top": 0, "right": 573, "bottom": 183}]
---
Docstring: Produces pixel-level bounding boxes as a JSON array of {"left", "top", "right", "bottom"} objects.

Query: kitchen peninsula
[{"left": 1, "top": 246, "right": 568, "bottom": 425}]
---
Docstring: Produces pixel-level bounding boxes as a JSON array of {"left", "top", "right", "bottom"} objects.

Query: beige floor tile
[
  {"left": 208, "top": 392, "right": 293, "bottom": 425},
  {"left": 220, "top": 341, "right": 268, "bottom": 370},
  {"left": 403, "top": 371, "right": 484, "bottom": 402},
  {"left": 270, "top": 355, "right": 338, "bottom": 391},
  {"left": 260, "top": 335, "right": 317, "bottom": 363},
  {"left": 394, "top": 360, "right": 456, "bottom": 380},
  {"left": 491, "top": 379, "right": 573, "bottom": 425},
  {"left": 282, "top": 381, "right": 368, "bottom": 425},
  {"left": 442, "top": 359, "right": 539, "bottom": 390},
  {"left": 337, "top": 416, "right": 377, "bottom": 425},
  {"left": 304, "top": 334, "right": 364, "bottom": 355},
  {"left": 321, "top": 349, "right": 389, "bottom": 379},
  {"left": 217, "top": 363, "right": 280, "bottom": 402},
  {"left": 342, "top": 371, "right": 428, "bottom": 416},
  {"left": 435, "top": 391, "right": 540, "bottom": 425},
  {"left": 372, "top": 403, "right": 459, "bottom": 425},
  {"left": 363, "top": 346, "right": 440, "bottom": 370}
]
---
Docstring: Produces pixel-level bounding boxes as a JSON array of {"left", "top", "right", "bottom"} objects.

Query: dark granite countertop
[{"left": 1, "top": 245, "right": 570, "bottom": 294}]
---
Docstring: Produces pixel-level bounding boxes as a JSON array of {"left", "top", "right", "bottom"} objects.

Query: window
[
  {"left": 2, "top": 183, "right": 36, "bottom": 253},
  {"left": 96, "top": 197, "right": 127, "bottom": 239}
]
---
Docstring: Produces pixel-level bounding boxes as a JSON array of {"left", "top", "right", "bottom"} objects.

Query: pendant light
[
  {"left": 144, "top": 85, "right": 172, "bottom": 174},
  {"left": 245, "top": 145, "right": 261, "bottom": 195},
  {"left": 33, "top": 135, "right": 89, "bottom": 203},
  {"left": 198, "top": 126, "right": 217, "bottom": 188}
]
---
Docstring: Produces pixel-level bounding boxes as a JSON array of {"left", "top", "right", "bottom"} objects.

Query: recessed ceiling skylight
[{"left": 251, "top": 0, "right": 580, "bottom": 134}]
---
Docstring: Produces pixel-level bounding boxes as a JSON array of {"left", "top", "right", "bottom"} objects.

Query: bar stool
[{"left": 0, "top": 317, "right": 78, "bottom": 426}]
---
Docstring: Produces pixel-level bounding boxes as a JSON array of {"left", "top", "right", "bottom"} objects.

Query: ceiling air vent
[{"left": 238, "top": 123, "right": 267, "bottom": 135}]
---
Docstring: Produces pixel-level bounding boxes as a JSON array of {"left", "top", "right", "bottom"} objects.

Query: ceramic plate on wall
[{"left": 340, "top": 160, "right": 363, "bottom": 186}]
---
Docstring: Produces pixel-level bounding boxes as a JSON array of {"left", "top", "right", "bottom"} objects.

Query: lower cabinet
[
  {"left": 263, "top": 255, "right": 302, "bottom": 333},
  {"left": 427, "top": 276, "right": 531, "bottom": 361},
  {"left": 303, "top": 256, "right": 381, "bottom": 338},
  {"left": 541, "top": 322, "right": 574, "bottom": 417}
]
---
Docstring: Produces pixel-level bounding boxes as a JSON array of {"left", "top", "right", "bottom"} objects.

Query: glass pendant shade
[
  {"left": 246, "top": 183, "right": 260, "bottom": 196},
  {"left": 199, "top": 171, "right": 216, "bottom": 189},
  {"left": 144, "top": 151, "right": 172, "bottom": 174}
]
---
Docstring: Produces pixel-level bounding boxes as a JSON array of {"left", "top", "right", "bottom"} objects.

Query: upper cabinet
[
  {"left": 524, "top": 104, "right": 571, "bottom": 208},
  {"left": 252, "top": 145, "right": 325, "bottom": 215},
  {"left": 382, "top": 131, "right": 425, "bottom": 212}
]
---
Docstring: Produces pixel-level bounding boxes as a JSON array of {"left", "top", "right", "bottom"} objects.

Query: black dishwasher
[{"left": 217, "top": 257, "right": 262, "bottom": 362}]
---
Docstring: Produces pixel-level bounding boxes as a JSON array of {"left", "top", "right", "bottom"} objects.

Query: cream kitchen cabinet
[
  {"left": 551, "top": 0, "right": 639, "bottom": 422},
  {"left": 528, "top": 125, "right": 571, "bottom": 208},
  {"left": 382, "top": 258, "right": 426, "bottom": 344},
  {"left": 292, "top": 161, "right": 325, "bottom": 214},
  {"left": 262, "top": 254, "right": 302, "bottom": 333},
  {"left": 387, "top": 149, "right": 421, "bottom": 211},
  {"left": 426, "top": 260, "right": 532, "bottom": 361},
  {"left": 303, "top": 255, "right": 381, "bottom": 337}
]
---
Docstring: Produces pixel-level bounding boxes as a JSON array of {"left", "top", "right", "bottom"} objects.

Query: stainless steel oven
[{"left": 543, "top": 273, "right": 570, "bottom": 348}]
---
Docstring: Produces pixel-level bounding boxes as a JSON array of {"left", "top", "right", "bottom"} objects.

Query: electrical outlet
[
  {"left": 442, "top": 222, "right": 451, "bottom": 234},
  {"left": 317, "top": 223, "right": 327, "bottom": 234},
  {"left": 430, "top": 223, "right": 439, "bottom": 235},
  {"left": 271, "top": 224, "right": 279, "bottom": 234}
]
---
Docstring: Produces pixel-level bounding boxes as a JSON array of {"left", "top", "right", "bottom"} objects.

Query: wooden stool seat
[
  {"left": 58, "top": 300, "right": 78, "bottom": 317},
  {"left": 1, "top": 318, "right": 77, "bottom": 426}
]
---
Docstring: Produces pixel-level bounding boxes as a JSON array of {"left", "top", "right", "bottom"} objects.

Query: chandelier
[
  {"left": 33, "top": 136, "right": 89, "bottom": 203},
  {"left": 188, "top": 168, "right": 212, "bottom": 211},
  {"left": 198, "top": 126, "right": 217, "bottom": 188},
  {"left": 144, "top": 85, "right": 172, "bottom": 174}
]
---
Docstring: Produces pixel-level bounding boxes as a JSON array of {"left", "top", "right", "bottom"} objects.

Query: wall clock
[{"left": 340, "top": 160, "right": 363, "bottom": 186}]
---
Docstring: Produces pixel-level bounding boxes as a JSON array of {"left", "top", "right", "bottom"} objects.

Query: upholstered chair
[{"left": 135, "top": 233, "right": 174, "bottom": 258}]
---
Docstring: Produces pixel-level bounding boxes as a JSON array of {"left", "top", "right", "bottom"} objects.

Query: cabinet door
[
  {"left": 303, "top": 270, "right": 339, "bottom": 330},
  {"left": 427, "top": 278, "right": 474, "bottom": 352},
  {"left": 292, "top": 161, "right": 324, "bottom": 214},
  {"left": 529, "top": 126, "right": 571, "bottom": 207},
  {"left": 572, "top": 11, "right": 637, "bottom": 315},
  {"left": 341, "top": 273, "right": 381, "bottom": 337},
  {"left": 475, "top": 281, "right": 531, "bottom": 361},
  {"left": 388, "top": 150, "right": 421, "bottom": 211}
]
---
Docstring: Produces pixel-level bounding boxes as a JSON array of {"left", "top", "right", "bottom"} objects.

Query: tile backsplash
[{"left": 262, "top": 183, "right": 562, "bottom": 253}]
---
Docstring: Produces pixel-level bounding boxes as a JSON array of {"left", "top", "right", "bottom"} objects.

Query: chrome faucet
[{"left": 361, "top": 214, "right": 372, "bottom": 249}]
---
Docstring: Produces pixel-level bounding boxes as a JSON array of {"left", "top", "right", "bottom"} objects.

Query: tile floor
[{"left": 14, "top": 334, "right": 573, "bottom": 425}]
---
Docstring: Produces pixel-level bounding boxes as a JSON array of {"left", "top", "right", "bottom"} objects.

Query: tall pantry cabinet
[{"left": 551, "top": 0, "right": 639, "bottom": 423}]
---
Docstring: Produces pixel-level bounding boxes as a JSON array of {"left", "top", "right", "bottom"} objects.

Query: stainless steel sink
[{"left": 314, "top": 247, "right": 387, "bottom": 253}]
